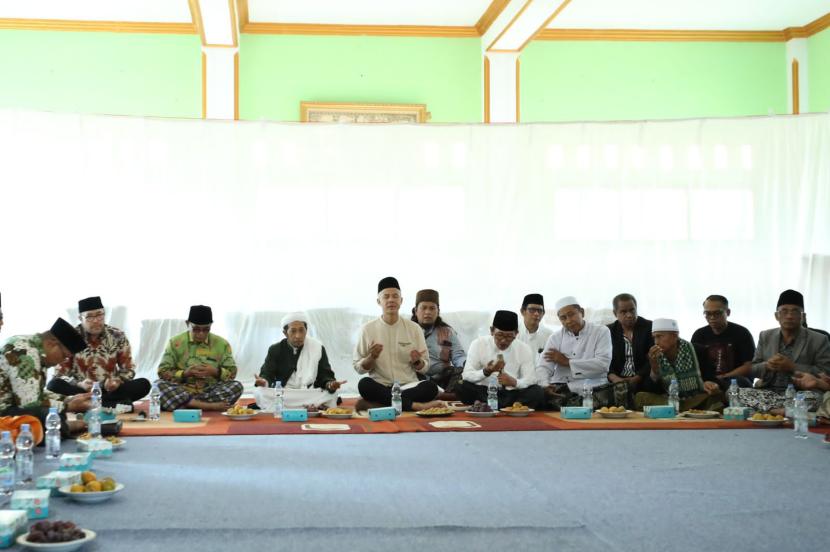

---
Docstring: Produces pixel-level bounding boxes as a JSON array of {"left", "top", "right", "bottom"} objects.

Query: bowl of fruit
[
  {"left": 467, "top": 401, "right": 498, "bottom": 417},
  {"left": 597, "top": 406, "right": 632, "bottom": 419},
  {"left": 59, "top": 471, "right": 123, "bottom": 503},
  {"left": 17, "top": 520, "right": 95, "bottom": 551},
  {"left": 223, "top": 405, "right": 259, "bottom": 420},
  {"left": 500, "top": 402, "right": 533, "bottom": 417}
]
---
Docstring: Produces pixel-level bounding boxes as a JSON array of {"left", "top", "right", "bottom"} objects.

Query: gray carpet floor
[{"left": 17, "top": 429, "right": 830, "bottom": 551}]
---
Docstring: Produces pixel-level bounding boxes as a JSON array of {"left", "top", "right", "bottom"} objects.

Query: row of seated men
[{"left": 0, "top": 281, "right": 829, "bottom": 438}]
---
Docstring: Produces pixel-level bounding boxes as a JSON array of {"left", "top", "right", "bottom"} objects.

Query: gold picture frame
[{"left": 300, "top": 102, "right": 430, "bottom": 123}]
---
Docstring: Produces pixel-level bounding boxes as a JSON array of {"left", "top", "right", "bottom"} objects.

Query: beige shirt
[{"left": 353, "top": 317, "right": 428, "bottom": 386}]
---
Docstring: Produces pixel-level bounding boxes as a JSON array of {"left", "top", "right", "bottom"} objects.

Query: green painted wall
[
  {"left": 240, "top": 35, "right": 481, "bottom": 123},
  {"left": 520, "top": 40, "right": 787, "bottom": 122},
  {"left": 0, "top": 30, "right": 201, "bottom": 118},
  {"left": 808, "top": 28, "right": 830, "bottom": 113}
]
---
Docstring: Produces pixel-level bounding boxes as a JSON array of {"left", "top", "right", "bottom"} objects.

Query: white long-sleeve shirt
[
  {"left": 537, "top": 321, "right": 612, "bottom": 392},
  {"left": 463, "top": 336, "right": 537, "bottom": 390},
  {"left": 353, "top": 317, "right": 428, "bottom": 386},
  {"left": 518, "top": 323, "right": 554, "bottom": 362}
]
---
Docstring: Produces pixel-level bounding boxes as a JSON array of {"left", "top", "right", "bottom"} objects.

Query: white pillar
[
  {"left": 786, "top": 39, "right": 808, "bottom": 114},
  {"left": 485, "top": 52, "right": 520, "bottom": 123},
  {"left": 203, "top": 47, "right": 238, "bottom": 120}
]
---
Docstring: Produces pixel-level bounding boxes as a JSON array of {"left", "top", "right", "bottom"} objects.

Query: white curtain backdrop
[{"left": 1, "top": 109, "right": 828, "bottom": 393}]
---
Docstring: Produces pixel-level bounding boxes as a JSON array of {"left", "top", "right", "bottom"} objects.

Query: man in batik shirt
[
  {"left": 1, "top": 318, "right": 91, "bottom": 433},
  {"left": 48, "top": 296, "right": 151, "bottom": 408},
  {"left": 156, "top": 305, "right": 243, "bottom": 411}
]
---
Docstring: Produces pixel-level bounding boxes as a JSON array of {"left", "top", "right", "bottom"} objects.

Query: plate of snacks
[
  {"left": 76, "top": 434, "right": 125, "bottom": 450},
  {"left": 447, "top": 402, "right": 470, "bottom": 412},
  {"left": 223, "top": 405, "right": 259, "bottom": 420},
  {"left": 466, "top": 401, "right": 497, "bottom": 417},
  {"left": 415, "top": 407, "right": 454, "bottom": 418},
  {"left": 59, "top": 472, "right": 123, "bottom": 503},
  {"left": 500, "top": 402, "right": 534, "bottom": 417},
  {"left": 597, "top": 406, "right": 632, "bottom": 418},
  {"left": 17, "top": 521, "right": 95, "bottom": 551},
  {"left": 321, "top": 407, "right": 354, "bottom": 419},
  {"left": 749, "top": 413, "right": 787, "bottom": 426},
  {"left": 681, "top": 409, "right": 720, "bottom": 419}
]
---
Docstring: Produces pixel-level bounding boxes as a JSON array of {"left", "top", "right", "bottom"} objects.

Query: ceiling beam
[
  {"left": 476, "top": 0, "right": 512, "bottom": 36},
  {"left": 242, "top": 22, "right": 478, "bottom": 38},
  {"left": 189, "top": 0, "right": 238, "bottom": 47},
  {"left": 484, "top": 0, "right": 571, "bottom": 53},
  {"left": 536, "top": 28, "right": 787, "bottom": 42}
]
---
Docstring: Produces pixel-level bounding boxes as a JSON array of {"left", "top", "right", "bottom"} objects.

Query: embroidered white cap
[
  {"left": 554, "top": 296, "right": 580, "bottom": 312},
  {"left": 652, "top": 318, "right": 679, "bottom": 333},
  {"left": 280, "top": 312, "right": 309, "bottom": 329}
]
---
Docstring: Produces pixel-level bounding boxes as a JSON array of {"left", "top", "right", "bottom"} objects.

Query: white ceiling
[
  {"left": 0, "top": 0, "right": 192, "bottom": 23},
  {"left": 547, "top": 0, "right": 830, "bottom": 30},
  {"left": 0, "top": 0, "right": 827, "bottom": 31},
  {"left": 248, "top": 0, "right": 494, "bottom": 27}
]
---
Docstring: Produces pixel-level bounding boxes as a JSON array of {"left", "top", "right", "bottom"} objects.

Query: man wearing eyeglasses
[
  {"left": 739, "top": 289, "right": 830, "bottom": 412},
  {"left": 47, "top": 296, "right": 151, "bottom": 409},
  {"left": 690, "top": 295, "right": 755, "bottom": 389},
  {"left": 156, "top": 305, "right": 243, "bottom": 411},
  {"left": 458, "top": 310, "right": 543, "bottom": 409},
  {"left": 517, "top": 293, "right": 553, "bottom": 364}
]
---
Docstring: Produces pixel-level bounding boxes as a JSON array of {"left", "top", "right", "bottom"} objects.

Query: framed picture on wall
[{"left": 300, "top": 102, "right": 430, "bottom": 123}]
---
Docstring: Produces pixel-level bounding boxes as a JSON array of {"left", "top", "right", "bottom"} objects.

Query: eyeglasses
[
  {"left": 525, "top": 307, "right": 544, "bottom": 314},
  {"left": 82, "top": 312, "right": 105, "bottom": 321},
  {"left": 777, "top": 308, "right": 802, "bottom": 316},
  {"left": 190, "top": 325, "right": 211, "bottom": 333},
  {"left": 493, "top": 332, "right": 517, "bottom": 340},
  {"left": 703, "top": 310, "right": 725, "bottom": 318}
]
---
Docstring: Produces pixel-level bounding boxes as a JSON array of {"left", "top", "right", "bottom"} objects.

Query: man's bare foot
[
  {"left": 411, "top": 400, "right": 447, "bottom": 411},
  {"left": 187, "top": 399, "right": 230, "bottom": 411}
]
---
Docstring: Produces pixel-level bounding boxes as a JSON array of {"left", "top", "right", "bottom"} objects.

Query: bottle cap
[
  {"left": 1, "top": 431, "right": 10, "bottom": 439},
  {"left": 49, "top": 407, "right": 58, "bottom": 414},
  {"left": 20, "top": 424, "right": 30, "bottom": 432}
]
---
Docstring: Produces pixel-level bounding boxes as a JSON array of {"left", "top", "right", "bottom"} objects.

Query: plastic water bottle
[
  {"left": 487, "top": 375, "right": 499, "bottom": 412},
  {"left": 784, "top": 384, "right": 796, "bottom": 418},
  {"left": 0, "top": 432, "right": 15, "bottom": 497},
  {"left": 149, "top": 382, "right": 161, "bottom": 421},
  {"left": 391, "top": 380, "right": 402, "bottom": 415},
  {"left": 273, "top": 381, "right": 284, "bottom": 418},
  {"left": 88, "top": 382, "right": 102, "bottom": 439},
  {"left": 793, "top": 392, "right": 808, "bottom": 439},
  {"left": 727, "top": 379, "right": 741, "bottom": 408},
  {"left": 15, "top": 424, "right": 34, "bottom": 486},
  {"left": 45, "top": 407, "right": 61, "bottom": 460},
  {"left": 668, "top": 378, "right": 680, "bottom": 413},
  {"left": 582, "top": 381, "right": 593, "bottom": 411}
]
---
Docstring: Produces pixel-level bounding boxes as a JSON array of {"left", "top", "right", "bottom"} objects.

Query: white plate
[
  {"left": 749, "top": 417, "right": 788, "bottom": 427},
  {"left": 305, "top": 410, "right": 322, "bottom": 417},
  {"left": 467, "top": 410, "right": 498, "bottom": 417},
  {"left": 76, "top": 437, "right": 125, "bottom": 450},
  {"left": 448, "top": 402, "right": 470, "bottom": 412},
  {"left": 597, "top": 410, "right": 633, "bottom": 419},
  {"left": 17, "top": 529, "right": 96, "bottom": 551},
  {"left": 222, "top": 412, "right": 259, "bottom": 421},
  {"left": 499, "top": 408, "right": 534, "bottom": 417},
  {"left": 681, "top": 410, "right": 720, "bottom": 419},
  {"left": 59, "top": 482, "right": 124, "bottom": 503},
  {"left": 321, "top": 412, "right": 354, "bottom": 420}
]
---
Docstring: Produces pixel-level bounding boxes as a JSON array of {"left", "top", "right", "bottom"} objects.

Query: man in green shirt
[
  {"left": 1, "top": 318, "right": 91, "bottom": 434},
  {"left": 156, "top": 305, "right": 243, "bottom": 411}
]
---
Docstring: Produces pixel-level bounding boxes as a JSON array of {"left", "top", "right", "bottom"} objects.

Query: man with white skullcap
[
  {"left": 253, "top": 312, "right": 343, "bottom": 409},
  {"left": 635, "top": 317, "right": 723, "bottom": 411},
  {"left": 536, "top": 296, "right": 612, "bottom": 410}
]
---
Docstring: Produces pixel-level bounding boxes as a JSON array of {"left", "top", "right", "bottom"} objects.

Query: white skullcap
[
  {"left": 554, "top": 296, "right": 580, "bottom": 312},
  {"left": 280, "top": 312, "right": 309, "bottom": 329},
  {"left": 652, "top": 318, "right": 679, "bottom": 333}
]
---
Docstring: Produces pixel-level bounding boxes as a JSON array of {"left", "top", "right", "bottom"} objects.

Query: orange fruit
[
  {"left": 69, "top": 484, "right": 85, "bottom": 493},
  {"left": 81, "top": 471, "right": 97, "bottom": 484},
  {"left": 85, "top": 480, "right": 102, "bottom": 492}
]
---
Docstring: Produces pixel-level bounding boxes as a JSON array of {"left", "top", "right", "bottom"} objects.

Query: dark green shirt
[{"left": 258, "top": 339, "right": 335, "bottom": 390}]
